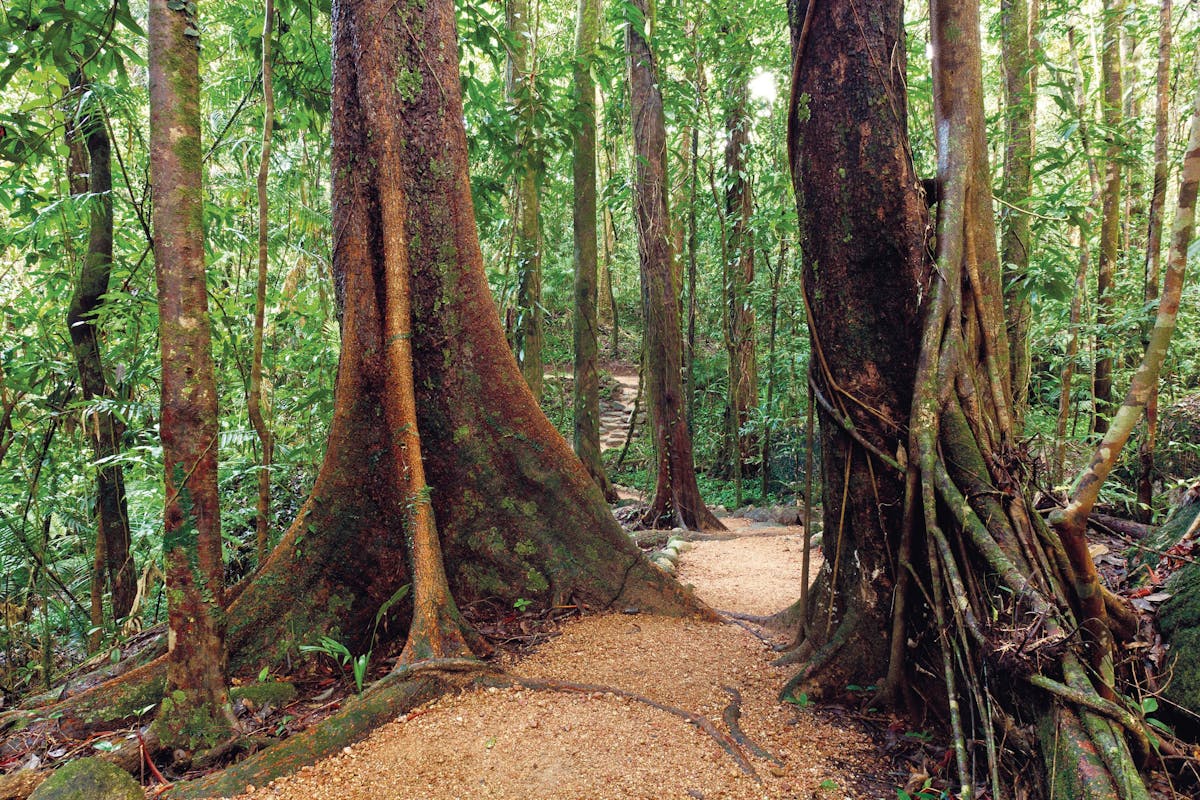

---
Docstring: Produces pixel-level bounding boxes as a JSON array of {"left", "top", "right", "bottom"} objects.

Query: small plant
[
  {"left": 298, "top": 584, "right": 411, "bottom": 695},
  {"left": 1139, "top": 696, "right": 1175, "bottom": 748},
  {"left": 513, "top": 597, "right": 532, "bottom": 612},
  {"left": 897, "top": 778, "right": 940, "bottom": 800},
  {"left": 784, "top": 690, "right": 811, "bottom": 708},
  {"left": 818, "top": 778, "right": 839, "bottom": 791},
  {"left": 299, "top": 636, "right": 369, "bottom": 694}
]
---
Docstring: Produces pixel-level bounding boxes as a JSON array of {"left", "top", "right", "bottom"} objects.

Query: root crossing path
[{"left": 221, "top": 518, "right": 896, "bottom": 800}]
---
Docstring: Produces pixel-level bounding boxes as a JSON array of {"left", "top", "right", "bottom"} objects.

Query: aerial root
[{"left": 487, "top": 675, "right": 763, "bottom": 782}]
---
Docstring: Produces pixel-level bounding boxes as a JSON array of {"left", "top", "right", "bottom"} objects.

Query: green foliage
[{"left": 299, "top": 636, "right": 369, "bottom": 694}]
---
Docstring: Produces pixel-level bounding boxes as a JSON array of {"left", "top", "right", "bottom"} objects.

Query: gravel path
[
  {"left": 222, "top": 517, "right": 889, "bottom": 800},
  {"left": 221, "top": 368, "right": 888, "bottom": 800}
]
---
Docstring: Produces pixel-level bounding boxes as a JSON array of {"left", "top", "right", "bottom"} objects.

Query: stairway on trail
[{"left": 599, "top": 370, "right": 643, "bottom": 452}]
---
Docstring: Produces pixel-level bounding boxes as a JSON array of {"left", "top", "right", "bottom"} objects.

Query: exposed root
[
  {"left": 721, "top": 686, "right": 782, "bottom": 765},
  {"left": 165, "top": 659, "right": 494, "bottom": 798},
  {"left": 487, "top": 674, "right": 762, "bottom": 782},
  {"left": 774, "top": 607, "right": 860, "bottom": 700},
  {"left": 718, "top": 612, "right": 779, "bottom": 646},
  {"left": 0, "top": 657, "right": 167, "bottom": 738}
]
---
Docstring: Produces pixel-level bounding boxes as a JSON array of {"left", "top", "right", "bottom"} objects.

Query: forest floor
[
  {"left": 217, "top": 371, "right": 927, "bottom": 800},
  {"left": 220, "top": 515, "right": 919, "bottom": 800}
]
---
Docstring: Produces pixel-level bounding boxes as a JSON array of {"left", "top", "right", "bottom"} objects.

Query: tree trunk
[
  {"left": 572, "top": 0, "right": 617, "bottom": 503},
  {"left": 219, "top": 0, "right": 704, "bottom": 667},
  {"left": 627, "top": 0, "right": 724, "bottom": 532},
  {"left": 1094, "top": 0, "right": 1124, "bottom": 434},
  {"left": 507, "top": 0, "right": 544, "bottom": 401},
  {"left": 249, "top": 0, "right": 276, "bottom": 564},
  {"left": 999, "top": 0, "right": 1039, "bottom": 428},
  {"left": 148, "top": 0, "right": 232, "bottom": 750},
  {"left": 686, "top": 127, "right": 699, "bottom": 432},
  {"left": 1056, "top": 26, "right": 1103, "bottom": 485},
  {"left": 786, "top": 0, "right": 1174, "bottom": 796},
  {"left": 724, "top": 71, "right": 758, "bottom": 476},
  {"left": 761, "top": 238, "right": 786, "bottom": 500},
  {"left": 783, "top": 0, "right": 927, "bottom": 692},
  {"left": 599, "top": 113, "right": 620, "bottom": 357},
  {"left": 1136, "top": 0, "right": 1172, "bottom": 520},
  {"left": 65, "top": 73, "right": 136, "bottom": 627}
]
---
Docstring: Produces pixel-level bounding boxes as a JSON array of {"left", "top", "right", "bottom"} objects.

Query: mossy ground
[{"left": 28, "top": 758, "right": 141, "bottom": 800}]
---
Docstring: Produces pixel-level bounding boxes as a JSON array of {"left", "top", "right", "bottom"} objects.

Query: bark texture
[
  {"left": 784, "top": 0, "right": 927, "bottom": 688},
  {"left": 1094, "top": 0, "right": 1125, "bottom": 434},
  {"left": 148, "top": 0, "right": 232, "bottom": 750},
  {"left": 627, "top": 0, "right": 723, "bottom": 532},
  {"left": 250, "top": 0, "right": 276, "bottom": 564},
  {"left": 1136, "top": 0, "right": 1173, "bottom": 518},
  {"left": 724, "top": 71, "right": 758, "bottom": 477}
]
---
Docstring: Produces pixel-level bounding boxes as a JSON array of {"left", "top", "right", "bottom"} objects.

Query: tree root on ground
[
  {"left": 0, "top": 657, "right": 167, "bottom": 738},
  {"left": 721, "top": 686, "right": 781, "bottom": 765},
  {"left": 1038, "top": 704, "right": 1149, "bottom": 800},
  {"left": 164, "top": 659, "right": 494, "bottom": 798},
  {"left": 718, "top": 612, "right": 780, "bottom": 646}
]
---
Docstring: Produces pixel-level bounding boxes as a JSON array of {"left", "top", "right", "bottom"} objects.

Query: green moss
[
  {"left": 231, "top": 681, "right": 297, "bottom": 708},
  {"left": 396, "top": 68, "right": 421, "bottom": 102},
  {"left": 153, "top": 691, "right": 233, "bottom": 752},
  {"left": 29, "top": 758, "right": 141, "bottom": 800},
  {"left": 524, "top": 567, "right": 549, "bottom": 594},
  {"left": 82, "top": 673, "right": 165, "bottom": 725},
  {"left": 1158, "top": 561, "right": 1200, "bottom": 717}
]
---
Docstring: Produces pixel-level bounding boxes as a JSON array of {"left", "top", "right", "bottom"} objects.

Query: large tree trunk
[
  {"left": 783, "top": 0, "right": 928, "bottom": 686},
  {"left": 787, "top": 0, "right": 1182, "bottom": 797},
  {"left": 219, "top": 0, "right": 702, "bottom": 666},
  {"left": 148, "top": 0, "right": 232, "bottom": 750},
  {"left": 65, "top": 73, "right": 136, "bottom": 627},
  {"left": 627, "top": 0, "right": 723, "bottom": 532},
  {"left": 572, "top": 0, "right": 617, "bottom": 503}
]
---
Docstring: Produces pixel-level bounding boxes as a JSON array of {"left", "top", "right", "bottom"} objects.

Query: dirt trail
[
  {"left": 221, "top": 371, "right": 893, "bottom": 800},
  {"left": 600, "top": 367, "right": 642, "bottom": 453},
  {"left": 222, "top": 519, "right": 896, "bottom": 800}
]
